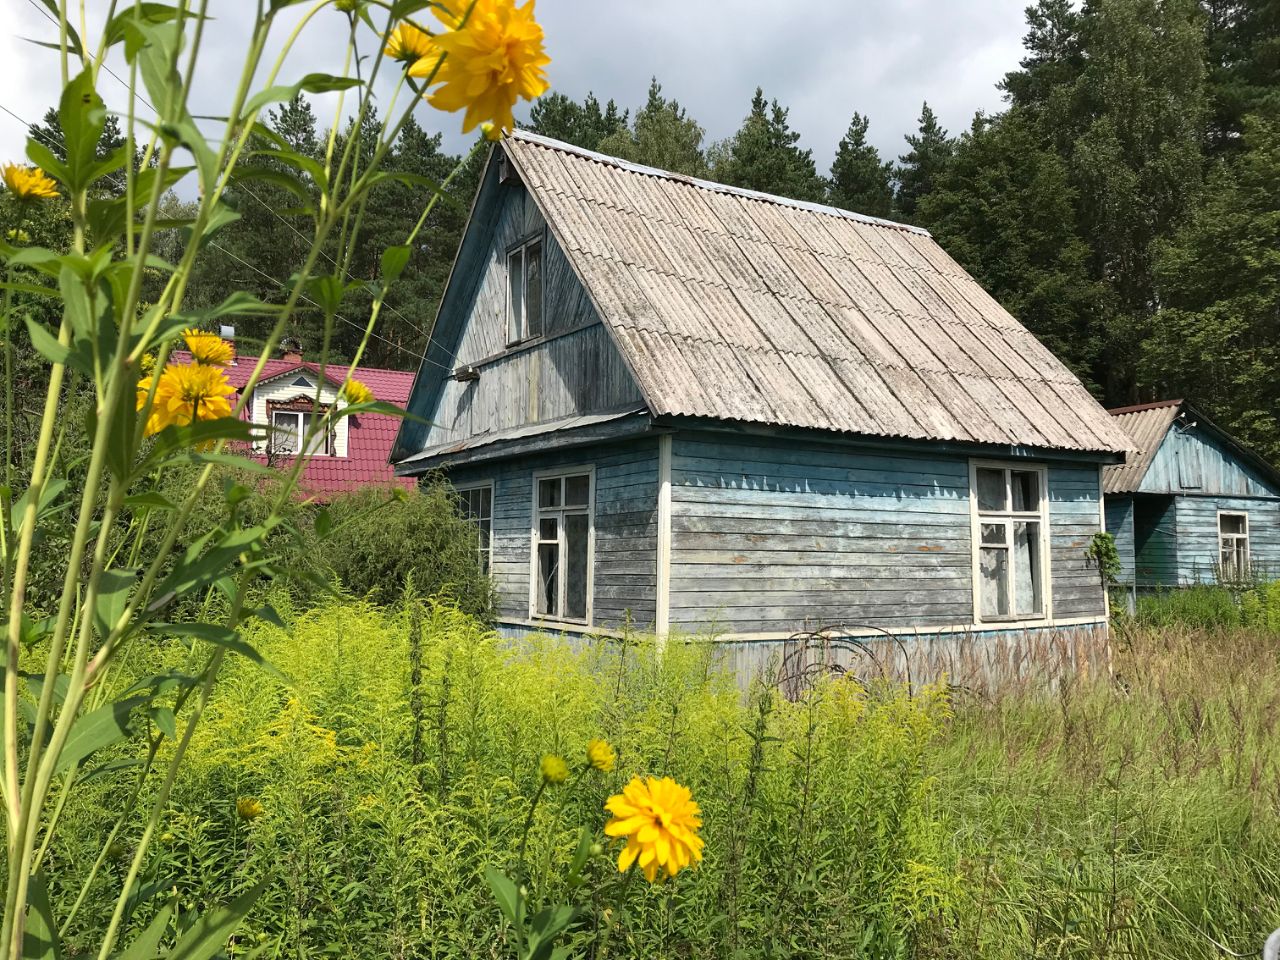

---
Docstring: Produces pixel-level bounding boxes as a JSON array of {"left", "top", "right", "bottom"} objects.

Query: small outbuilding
[
  {"left": 390, "top": 131, "right": 1134, "bottom": 672},
  {"left": 1104, "top": 400, "right": 1280, "bottom": 588}
]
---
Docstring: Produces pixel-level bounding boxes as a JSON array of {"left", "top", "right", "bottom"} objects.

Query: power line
[{"left": 2, "top": 96, "right": 457, "bottom": 376}]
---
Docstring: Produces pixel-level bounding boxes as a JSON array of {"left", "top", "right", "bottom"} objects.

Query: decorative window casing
[
  {"left": 970, "top": 462, "right": 1050, "bottom": 622},
  {"left": 456, "top": 483, "right": 494, "bottom": 574},
  {"left": 530, "top": 468, "right": 593, "bottom": 624},
  {"left": 1218, "top": 511, "right": 1250, "bottom": 581},
  {"left": 506, "top": 233, "right": 544, "bottom": 345},
  {"left": 267, "top": 397, "right": 333, "bottom": 457}
]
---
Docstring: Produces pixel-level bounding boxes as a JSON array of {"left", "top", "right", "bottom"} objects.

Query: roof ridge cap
[{"left": 508, "top": 128, "right": 932, "bottom": 238}]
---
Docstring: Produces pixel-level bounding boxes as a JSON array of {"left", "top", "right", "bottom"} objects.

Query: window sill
[
  {"left": 976, "top": 613, "right": 1047, "bottom": 625},
  {"left": 528, "top": 614, "right": 591, "bottom": 629}
]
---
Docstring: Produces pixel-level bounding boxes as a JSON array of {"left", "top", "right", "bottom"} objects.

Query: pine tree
[
  {"left": 1145, "top": 116, "right": 1280, "bottom": 460},
  {"left": 1202, "top": 0, "right": 1280, "bottom": 154},
  {"left": 526, "top": 91, "right": 628, "bottom": 151},
  {"left": 895, "top": 102, "right": 953, "bottom": 220},
  {"left": 827, "top": 112, "right": 894, "bottom": 217},
  {"left": 597, "top": 79, "right": 708, "bottom": 176},
  {"left": 710, "top": 88, "right": 825, "bottom": 202}
]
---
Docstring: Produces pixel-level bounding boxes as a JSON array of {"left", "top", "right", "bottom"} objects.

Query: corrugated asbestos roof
[
  {"left": 504, "top": 129, "right": 1134, "bottom": 455},
  {"left": 1102, "top": 400, "right": 1183, "bottom": 493}
]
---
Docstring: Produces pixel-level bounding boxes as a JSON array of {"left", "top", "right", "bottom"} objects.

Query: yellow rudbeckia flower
[
  {"left": 236, "top": 797, "right": 264, "bottom": 821},
  {"left": 2, "top": 164, "right": 59, "bottom": 200},
  {"left": 540, "top": 753, "right": 569, "bottom": 785},
  {"left": 182, "top": 327, "right": 234, "bottom": 367},
  {"left": 586, "top": 738, "right": 616, "bottom": 773},
  {"left": 385, "top": 22, "right": 435, "bottom": 63},
  {"left": 417, "top": 0, "right": 550, "bottom": 136},
  {"left": 604, "top": 776, "right": 704, "bottom": 883},
  {"left": 136, "top": 361, "right": 236, "bottom": 436},
  {"left": 341, "top": 378, "right": 374, "bottom": 405}
]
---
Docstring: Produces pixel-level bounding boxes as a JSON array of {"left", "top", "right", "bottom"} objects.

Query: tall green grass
[{"left": 44, "top": 600, "right": 1280, "bottom": 958}]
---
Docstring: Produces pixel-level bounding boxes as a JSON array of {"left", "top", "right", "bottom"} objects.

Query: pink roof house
[{"left": 178, "top": 342, "right": 417, "bottom": 498}]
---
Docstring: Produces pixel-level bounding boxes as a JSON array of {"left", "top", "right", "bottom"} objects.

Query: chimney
[
  {"left": 280, "top": 336, "right": 303, "bottom": 364},
  {"left": 219, "top": 324, "right": 236, "bottom": 364}
]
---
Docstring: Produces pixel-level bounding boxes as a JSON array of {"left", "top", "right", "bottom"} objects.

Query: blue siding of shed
[
  {"left": 1105, "top": 495, "right": 1136, "bottom": 585},
  {"left": 1174, "top": 496, "right": 1280, "bottom": 584},
  {"left": 1139, "top": 425, "right": 1280, "bottom": 497},
  {"left": 666, "top": 433, "right": 1105, "bottom": 635},
  {"left": 446, "top": 439, "right": 659, "bottom": 629}
]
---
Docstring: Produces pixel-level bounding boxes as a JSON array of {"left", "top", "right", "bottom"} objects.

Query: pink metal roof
[{"left": 173, "top": 352, "right": 417, "bottom": 499}]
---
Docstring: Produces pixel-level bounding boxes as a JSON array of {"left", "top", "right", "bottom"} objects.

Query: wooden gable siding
[
  {"left": 1105, "top": 495, "right": 1137, "bottom": 586},
  {"left": 446, "top": 439, "right": 659, "bottom": 629},
  {"left": 417, "top": 183, "right": 643, "bottom": 451},
  {"left": 665, "top": 433, "right": 1105, "bottom": 635},
  {"left": 1138, "top": 424, "right": 1280, "bottom": 498},
  {"left": 1174, "top": 496, "right": 1280, "bottom": 584}
]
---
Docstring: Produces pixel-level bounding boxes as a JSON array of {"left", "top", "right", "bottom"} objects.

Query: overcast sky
[{"left": 2, "top": 0, "right": 1029, "bottom": 183}]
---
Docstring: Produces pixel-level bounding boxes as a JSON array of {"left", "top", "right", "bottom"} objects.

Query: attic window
[
  {"left": 507, "top": 234, "right": 544, "bottom": 344},
  {"left": 291, "top": 376, "right": 313, "bottom": 388},
  {"left": 971, "top": 463, "right": 1049, "bottom": 622}
]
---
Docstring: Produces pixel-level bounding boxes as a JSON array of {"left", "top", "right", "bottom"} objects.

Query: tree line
[{"left": 12, "top": 0, "right": 1277, "bottom": 460}]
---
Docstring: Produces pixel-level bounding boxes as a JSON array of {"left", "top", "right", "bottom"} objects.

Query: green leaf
[
  {"left": 113, "top": 902, "right": 172, "bottom": 959},
  {"left": 59, "top": 69, "right": 107, "bottom": 193},
  {"left": 124, "top": 491, "right": 177, "bottom": 513},
  {"left": 567, "top": 826, "right": 592, "bottom": 882},
  {"left": 484, "top": 866, "right": 520, "bottom": 927},
  {"left": 0, "top": 281, "right": 59, "bottom": 298},
  {"left": 151, "top": 525, "right": 271, "bottom": 609},
  {"left": 242, "top": 74, "right": 361, "bottom": 118},
  {"left": 380, "top": 245, "right": 412, "bottom": 288},
  {"left": 248, "top": 605, "right": 285, "bottom": 629},
  {"left": 104, "top": 3, "right": 191, "bottom": 47},
  {"left": 306, "top": 275, "right": 344, "bottom": 317},
  {"left": 33, "top": 0, "right": 84, "bottom": 54},
  {"left": 93, "top": 568, "right": 139, "bottom": 642},
  {"left": 24, "top": 318, "right": 71, "bottom": 367},
  {"left": 314, "top": 506, "right": 332, "bottom": 538},
  {"left": 22, "top": 871, "right": 61, "bottom": 960},
  {"left": 228, "top": 166, "right": 315, "bottom": 207},
  {"left": 5, "top": 245, "right": 63, "bottom": 276},
  {"left": 55, "top": 697, "right": 146, "bottom": 775},
  {"left": 250, "top": 148, "right": 328, "bottom": 194},
  {"left": 166, "top": 880, "right": 268, "bottom": 960},
  {"left": 153, "top": 623, "right": 285, "bottom": 679},
  {"left": 24, "top": 140, "right": 70, "bottom": 189}
]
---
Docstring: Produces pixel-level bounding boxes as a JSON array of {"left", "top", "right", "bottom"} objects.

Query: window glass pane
[
  {"left": 565, "top": 513, "right": 589, "bottom": 619},
  {"left": 539, "top": 516, "right": 558, "bottom": 541},
  {"left": 525, "top": 240, "right": 543, "bottom": 338},
  {"left": 1220, "top": 514, "right": 1246, "bottom": 535},
  {"left": 271, "top": 412, "right": 299, "bottom": 454},
  {"left": 536, "top": 542, "right": 558, "bottom": 615},
  {"left": 564, "top": 474, "right": 590, "bottom": 507},
  {"left": 980, "top": 547, "right": 1010, "bottom": 618},
  {"left": 976, "top": 468, "right": 1006, "bottom": 511},
  {"left": 508, "top": 248, "right": 524, "bottom": 342},
  {"left": 301, "top": 412, "right": 328, "bottom": 455},
  {"left": 1011, "top": 471, "right": 1040, "bottom": 511},
  {"left": 981, "top": 522, "right": 1006, "bottom": 546},
  {"left": 1013, "top": 521, "right": 1042, "bottom": 616},
  {"left": 538, "top": 477, "right": 561, "bottom": 508}
]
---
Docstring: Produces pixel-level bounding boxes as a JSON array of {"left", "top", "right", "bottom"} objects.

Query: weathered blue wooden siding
[
  {"left": 446, "top": 439, "right": 659, "bottom": 629},
  {"left": 1138, "top": 425, "right": 1280, "bottom": 497},
  {"left": 1133, "top": 496, "right": 1179, "bottom": 586},
  {"left": 1105, "top": 495, "right": 1136, "bottom": 585},
  {"left": 666, "top": 432, "right": 1105, "bottom": 635},
  {"left": 1174, "top": 495, "right": 1280, "bottom": 584},
  {"left": 400, "top": 172, "right": 643, "bottom": 456}
]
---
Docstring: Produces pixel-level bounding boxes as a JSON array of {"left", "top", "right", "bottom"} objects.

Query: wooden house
[
  {"left": 1104, "top": 400, "right": 1280, "bottom": 588},
  {"left": 389, "top": 131, "right": 1134, "bottom": 670}
]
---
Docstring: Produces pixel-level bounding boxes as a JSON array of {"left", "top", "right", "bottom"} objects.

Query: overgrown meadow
[{"left": 41, "top": 581, "right": 1280, "bottom": 959}]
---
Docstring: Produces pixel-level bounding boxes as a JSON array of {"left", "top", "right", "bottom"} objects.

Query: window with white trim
[
  {"left": 269, "top": 409, "right": 331, "bottom": 456},
  {"left": 507, "top": 234, "right": 544, "bottom": 344},
  {"left": 532, "top": 470, "right": 592, "bottom": 623},
  {"left": 456, "top": 484, "right": 493, "bottom": 574},
  {"left": 972, "top": 464, "right": 1048, "bottom": 621},
  {"left": 1218, "top": 511, "right": 1249, "bottom": 581}
]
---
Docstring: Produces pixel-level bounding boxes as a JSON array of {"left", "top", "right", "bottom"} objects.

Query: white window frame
[
  {"left": 506, "top": 231, "right": 545, "bottom": 346},
  {"left": 1217, "top": 509, "right": 1250, "bottom": 581},
  {"left": 455, "top": 481, "right": 495, "bottom": 575},
  {"left": 269, "top": 408, "right": 332, "bottom": 457},
  {"left": 969, "top": 460, "right": 1052, "bottom": 624},
  {"left": 528, "top": 465, "right": 595, "bottom": 626}
]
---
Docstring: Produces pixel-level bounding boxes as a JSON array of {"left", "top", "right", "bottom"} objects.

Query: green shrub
[
  {"left": 317, "top": 483, "right": 493, "bottom": 617},
  {"left": 1134, "top": 584, "right": 1243, "bottom": 629}
]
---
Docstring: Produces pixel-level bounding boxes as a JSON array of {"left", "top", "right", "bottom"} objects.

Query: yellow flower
[
  {"left": 586, "top": 738, "right": 616, "bottom": 773},
  {"left": 236, "top": 797, "right": 264, "bottom": 821},
  {"left": 6, "top": 228, "right": 31, "bottom": 244},
  {"left": 418, "top": 0, "right": 550, "bottom": 135},
  {"left": 540, "top": 753, "right": 568, "bottom": 785},
  {"left": 137, "top": 361, "right": 236, "bottom": 436},
  {"left": 604, "top": 776, "right": 704, "bottom": 883},
  {"left": 2, "top": 163, "right": 59, "bottom": 200},
  {"left": 182, "top": 327, "right": 234, "bottom": 367},
  {"left": 385, "top": 22, "right": 436, "bottom": 63},
  {"left": 341, "top": 378, "right": 374, "bottom": 405}
]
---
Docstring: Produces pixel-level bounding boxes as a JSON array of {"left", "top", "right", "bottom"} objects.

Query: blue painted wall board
[
  {"left": 1139, "top": 424, "right": 1280, "bottom": 498},
  {"left": 1105, "top": 495, "right": 1136, "bottom": 585},
  {"left": 1174, "top": 495, "right": 1280, "bottom": 584}
]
